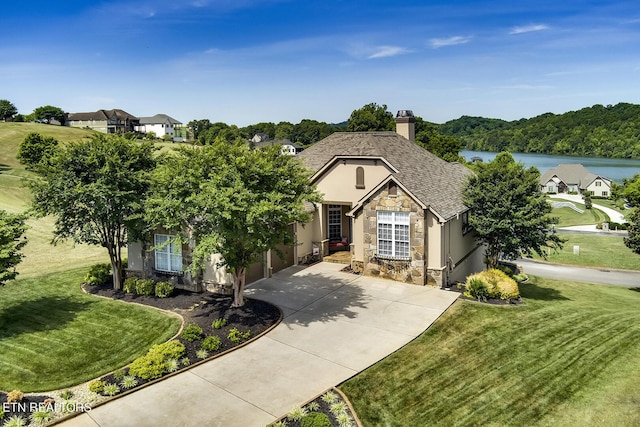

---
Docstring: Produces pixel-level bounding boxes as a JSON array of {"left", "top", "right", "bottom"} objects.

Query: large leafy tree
[
  {"left": 0, "top": 210, "right": 28, "bottom": 285},
  {"left": 30, "top": 134, "right": 156, "bottom": 289},
  {"left": 146, "top": 140, "right": 322, "bottom": 307},
  {"left": 622, "top": 174, "right": 640, "bottom": 206},
  {"left": 463, "top": 152, "right": 564, "bottom": 269},
  {"left": 415, "top": 121, "right": 463, "bottom": 162},
  {"left": 17, "top": 132, "right": 59, "bottom": 170},
  {"left": 0, "top": 99, "right": 18, "bottom": 121},
  {"left": 347, "top": 102, "right": 394, "bottom": 132},
  {"left": 32, "top": 105, "right": 67, "bottom": 125}
]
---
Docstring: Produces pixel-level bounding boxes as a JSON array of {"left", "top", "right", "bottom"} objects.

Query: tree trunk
[
  {"left": 109, "top": 257, "right": 123, "bottom": 290},
  {"left": 231, "top": 267, "right": 247, "bottom": 307}
]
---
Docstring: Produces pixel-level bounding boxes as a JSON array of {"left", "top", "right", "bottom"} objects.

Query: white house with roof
[
  {"left": 540, "top": 164, "right": 612, "bottom": 197},
  {"left": 136, "top": 114, "right": 183, "bottom": 141}
]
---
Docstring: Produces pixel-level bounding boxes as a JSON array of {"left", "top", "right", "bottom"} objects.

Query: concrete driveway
[{"left": 61, "top": 262, "right": 459, "bottom": 427}]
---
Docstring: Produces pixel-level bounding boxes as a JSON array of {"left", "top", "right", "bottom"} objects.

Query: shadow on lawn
[
  {"left": 0, "top": 296, "right": 95, "bottom": 340},
  {"left": 520, "top": 281, "right": 570, "bottom": 301},
  {"left": 0, "top": 163, "right": 10, "bottom": 173}
]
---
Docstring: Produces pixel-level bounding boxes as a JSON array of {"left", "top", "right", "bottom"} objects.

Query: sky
[{"left": 2, "top": 0, "right": 639, "bottom": 126}]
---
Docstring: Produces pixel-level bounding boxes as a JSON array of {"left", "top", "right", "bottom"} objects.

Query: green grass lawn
[
  {"left": 340, "top": 277, "right": 640, "bottom": 426},
  {"left": 549, "top": 198, "right": 609, "bottom": 226},
  {"left": 0, "top": 267, "right": 181, "bottom": 392},
  {"left": 536, "top": 233, "right": 640, "bottom": 271},
  {"left": 0, "top": 123, "right": 181, "bottom": 392}
]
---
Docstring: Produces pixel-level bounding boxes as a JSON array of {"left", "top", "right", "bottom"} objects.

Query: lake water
[{"left": 461, "top": 150, "right": 640, "bottom": 183}]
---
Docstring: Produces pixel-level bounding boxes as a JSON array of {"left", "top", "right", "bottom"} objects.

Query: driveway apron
[{"left": 62, "top": 262, "right": 459, "bottom": 427}]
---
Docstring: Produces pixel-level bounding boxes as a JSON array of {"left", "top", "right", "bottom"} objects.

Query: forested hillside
[{"left": 439, "top": 103, "right": 640, "bottom": 158}]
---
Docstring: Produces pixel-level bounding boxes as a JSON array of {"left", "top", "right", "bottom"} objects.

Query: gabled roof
[
  {"left": 67, "top": 109, "right": 138, "bottom": 121},
  {"left": 138, "top": 114, "right": 182, "bottom": 125},
  {"left": 298, "top": 131, "right": 473, "bottom": 221},
  {"left": 540, "top": 164, "right": 610, "bottom": 187}
]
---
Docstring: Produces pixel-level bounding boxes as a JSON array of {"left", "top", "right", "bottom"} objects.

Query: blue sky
[{"left": 2, "top": 0, "right": 639, "bottom": 126}]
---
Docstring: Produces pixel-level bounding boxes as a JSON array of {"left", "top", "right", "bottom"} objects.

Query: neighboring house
[
  {"left": 252, "top": 135, "right": 303, "bottom": 155},
  {"left": 67, "top": 109, "right": 139, "bottom": 134},
  {"left": 293, "top": 111, "right": 484, "bottom": 287},
  {"left": 135, "top": 114, "right": 185, "bottom": 141},
  {"left": 127, "top": 110, "right": 483, "bottom": 291},
  {"left": 540, "top": 164, "right": 612, "bottom": 197}
]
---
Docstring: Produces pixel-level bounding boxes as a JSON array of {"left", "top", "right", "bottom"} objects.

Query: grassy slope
[
  {"left": 340, "top": 277, "right": 640, "bottom": 427},
  {"left": 537, "top": 233, "right": 640, "bottom": 271},
  {"left": 549, "top": 198, "right": 609, "bottom": 226},
  {"left": 0, "top": 123, "right": 180, "bottom": 391},
  {"left": 0, "top": 267, "right": 180, "bottom": 392}
]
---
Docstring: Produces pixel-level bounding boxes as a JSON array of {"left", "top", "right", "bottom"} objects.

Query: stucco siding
[{"left": 314, "top": 159, "right": 393, "bottom": 204}]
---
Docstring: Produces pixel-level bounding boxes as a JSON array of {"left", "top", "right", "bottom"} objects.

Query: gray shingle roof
[
  {"left": 67, "top": 109, "right": 138, "bottom": 121},
  {"left": 540, "top": 164, "right": 609, "bottom": 187},
  {"left": 138, "top": 114, "right": 182, "bottom": 125},
  {"left": 298, "top": 131, "right": 473, "bottom": 220}
]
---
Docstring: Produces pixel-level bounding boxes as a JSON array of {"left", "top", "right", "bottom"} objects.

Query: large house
[
  {"left": 251, "top": 134, "right": 303, "bottom": 155},
  {"left": 294, "top": 111, "right": 483, "bottom": 287},
  {"left": 66, "top": 109, "right": 140, "bottom": 134},
  {"left": 135, "top": 114, "right": 185, "bottom": 141},
  {"left": 127, "top": 111, "right": 483, "bottom": 291},
  {"left": 540, "top": 164, "right": 611, "bottom": 197}
]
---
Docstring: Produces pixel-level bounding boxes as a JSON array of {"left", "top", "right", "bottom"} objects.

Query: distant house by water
[{"left": 540, "top": 164, "right": 611, "bottom": 197}]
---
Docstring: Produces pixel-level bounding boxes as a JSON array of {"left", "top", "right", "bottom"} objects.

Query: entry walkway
[{"left": 61, "top": 263, "right": 459, "bottom": 427}]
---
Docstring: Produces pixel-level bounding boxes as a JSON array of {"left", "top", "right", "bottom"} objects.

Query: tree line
[{"left": 439, "top": 102, "right": 640, "bottom": 159}]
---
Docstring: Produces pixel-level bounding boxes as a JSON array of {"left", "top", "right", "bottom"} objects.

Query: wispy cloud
[
  {"left": 367, "top": 45, "right": 410, "bottom": 59},
  {"left": 509, "top": 24, "right": 549, "bottom": 34},
  {"left": 430, "top": 36, "right": 472, "bottom": 48}
]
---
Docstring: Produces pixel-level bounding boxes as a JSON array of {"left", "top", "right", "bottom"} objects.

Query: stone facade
[{"left": 358, "top": 183, "right": 429, "bottom": 286}]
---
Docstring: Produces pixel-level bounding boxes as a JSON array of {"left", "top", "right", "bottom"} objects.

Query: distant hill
[
  {"left": 438, "top": 103, "right": 640, "bottom": 159},
  {"left": 0, "top": 122, "right": 94, "bottom": 171}
]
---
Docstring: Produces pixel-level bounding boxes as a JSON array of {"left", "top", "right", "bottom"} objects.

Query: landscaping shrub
[
  {"left": 228, "top": 327, "right": 250, "bottom": 343},
  {"left": 6, "top": 390, "right": 23, "bottom": 403},
  {"left": 113, "top": 368, "right": 127, "bottom": 381},
  {"left": 84, "top": 263, "right": 111, "bottom": 286},
  {"left": 30, "top": 410, "right": 54, "bottom": 425},
  {"left": 211, "top": 318, "right": 227, "bottom": 329},
  {"left": 3, "top": 416, "right": 27, "bottom": 427},
  {"left": 128, "top": 340, "right": 186, "bottom": 380},
  {"left": 464, "top": 277, "right": 489, "bottom": 301},
  {"left": 123, "top": 277, "right": 138, "bottom": 294},
  {"left": 135, "top": 278, "right": 155, "bottom": 296},
  {"left": 181, "top": 324, "right": 204, "bottom": 342},
  {"left": 59, "top": 390, "right": 73, "bottom": 400},
  {"left": 155, "top": 281, "right": 174, "bottom": 298},
  {"left": 202, "top": 335, "right": 222, "bottom": 351},
  {"left": 88, "top": 380, "right": 106, "bottom": 393},
  {"left": 120, "top": 376, "right": 138, "bottom": 389},
  {"left": 465, "top": 269, "right": 520, "bottom": 301},
  {"left": 102, "top": 383, "right": 120, "bottom": 396}
]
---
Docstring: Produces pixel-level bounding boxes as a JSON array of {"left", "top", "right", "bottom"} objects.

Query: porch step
[{"left": 323, "top": 251, "right": 351, "bottom": 265}]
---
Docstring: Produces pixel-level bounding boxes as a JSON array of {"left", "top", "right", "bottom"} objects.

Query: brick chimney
[{"left": 395, "top": 110, "right": 415, "bottom": 142}]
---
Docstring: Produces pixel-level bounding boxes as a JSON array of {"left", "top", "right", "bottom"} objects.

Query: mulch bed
[
  {"left": 270, "top": 389, "right": 359, "bottom": 427},
  {"left": 83, "top": 283, "right": 281, "bottom": 394},
  {"left": 0, "top": 393, "right": 53, "bottom": 423}
]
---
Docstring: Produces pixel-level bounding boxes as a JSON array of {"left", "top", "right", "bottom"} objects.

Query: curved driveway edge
[{"left": 60, "top": 262, "right": 459, "bottom": 427}]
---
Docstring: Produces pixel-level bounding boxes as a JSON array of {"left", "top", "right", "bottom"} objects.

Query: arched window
[{"left": 356, "top": 166, "right": 365, "bottom": 189}]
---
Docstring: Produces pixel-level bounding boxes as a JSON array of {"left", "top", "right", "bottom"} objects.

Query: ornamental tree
[
  {"left": 463, "top": 152, "right": 564, "bottom": 269},
  {"left": 146, "top": 139, "right": 322, "bottom": 307},
  {"left": 0, "top": 210, "right": 28, "bottom": 285},
  {"left": 30, "top": 134, "right": 156, "bottom": 290}
]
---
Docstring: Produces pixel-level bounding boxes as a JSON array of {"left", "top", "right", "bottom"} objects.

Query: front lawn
[
  {"left": 549, "top": 198, "right": 609, "bottom": 226},
  {"left": 340, "top": 277, "right": 640, "bottom": 426},
  {"left": 0, "top": 268, "right": 181, "bottom": 392},
  {"left": 536, "top": 232, "right": 640, "bottom": 271}
]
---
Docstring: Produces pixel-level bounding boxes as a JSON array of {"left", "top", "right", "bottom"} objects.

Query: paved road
[{"left": 518, "top": 258, "right": 640, "bottom": 287}]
